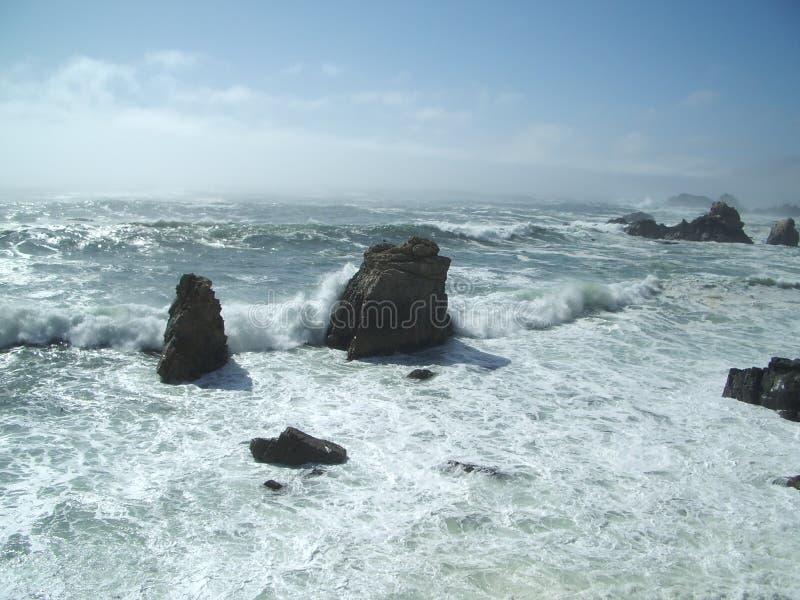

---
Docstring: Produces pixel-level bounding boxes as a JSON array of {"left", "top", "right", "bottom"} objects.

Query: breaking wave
[
  {"left": 0, "top": 304, "right": 165, "bottom": 351},
  {"left": 451, "top": 275, "right": 662, "bottom": 338},
  {"left": 746, "top": 276, "right": 800, "bottom": 290},
  {"left": 222, "top": 263, "right": 357, "bottom": 352}
]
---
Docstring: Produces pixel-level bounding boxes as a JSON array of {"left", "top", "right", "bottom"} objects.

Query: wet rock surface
[
  {"left": 723, "top": 357, "right": 800, "bottom": 420},
  {"left": 157, "top": 274, "right": 228, "bottom": 383},
  {"left": 326, "top": 237, "right": 452, "bottom": 359},
  {"left": 250, "top": 427, "right": 347, "bottom": 466}
]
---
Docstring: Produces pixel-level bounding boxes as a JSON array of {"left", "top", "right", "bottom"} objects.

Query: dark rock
[
  {"left": 607, "top": 211, "right": 654, "bottom": 225},
  {"left": 263, "top": 480, "right": 284, "bottom": 490},
  {"left": 446, "top": 460, "right": 500, "bottom": 476},
  {"left": 722, "top": 367, "right": 764, "bottom": 405},
  {"left": 250, "top": 427, "right": 347, "bottom": 466},
  {"left": 625, "top": 219, "right": 669, "bottom": 239},
  {"left": 786, "top": 475, "right": 800, "bottom": 490},
  {"left": 407, "top": 368, "right": 436, "bottom": 380},
  {"left": 766, "top": 218, "right": 799, "bottom": 246},
  {"left": 717, "top": 193, "right": 743, "bottom": 210},
  {"left": 326, "top": 236, "right": 452, "bottom": 360},
  {"left": 157, "top": 274, "right": 228, "bottom": 383},
  {"left": 723, "top": 357, "right": 800, "bottom": 420},
  {"left": 305, "top": 467, "right": 326, "bottom": 478},
  {"left": 626, "top": 202, "right": 753, "bottom": 244}
]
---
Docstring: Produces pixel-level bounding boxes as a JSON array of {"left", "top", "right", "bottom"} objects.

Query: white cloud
[
  {"left": 280, "top": 63, "right": 305, "bottom": 76},
  {"left": 410, "top": 106, "right": 471, "bottom": 122},
  {"left": 619, "top": 131, "right": 648, "bottom": 155},
  {"left": 352, "top": 90, "right": 418, "bottom": 106},
  {"left": 321, "top": 63, "right": 342, "bottom": 78},
  {"left": 498, "top": 123, "right": 576, "bottom": 163},
  {"left": 144, "top": 50, "right": 199, "bottom": 70},
  {"left": 682, "top": 88, "right": 718, "bottom": 108}
]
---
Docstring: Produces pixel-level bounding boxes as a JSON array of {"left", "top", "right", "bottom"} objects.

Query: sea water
[{"left": 1, "top": 194, "right": 798, "bottom": 599}]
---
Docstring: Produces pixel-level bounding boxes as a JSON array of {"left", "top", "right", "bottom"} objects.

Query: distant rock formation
[
  {"left": 666, "top": 193, "right": 713, "bottom": 209},
  {"left": 326, "top": 236, "right": 452, "bottom": 360},
  {"left": 250, "top": 427, "right": 347, "bottom": 466},
  {"left": 716, "top": 193, "right": 743, "bottom": 210},
  {"left": 625, "top": 201, "right": 753, "bottom": 244},
  {"left": 607, "top": 211, "right": 653, "bottom": 225},
  {"left": 157, "top": 274, "right": 228, "bottom": 383},
  {"left": 766, "top": 218, "right": 799, "bottom": 246},
  {"left": 723, "top": 357, "right": 800, "bottom": 421}
]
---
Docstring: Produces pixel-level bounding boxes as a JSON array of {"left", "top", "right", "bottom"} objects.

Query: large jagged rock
[
  {"left": 157, "top": 274, "right": 228, "bottom": 383},
  {"left": 766, "top": 218, "right": 799, "bottom": 246},
  {"left": 625, "top": 202, "right": 753, "bottom": 244},
  {"left": 250, "top": 427, "right": 347, "bottom": 466},
  {"left": 723, "top": 357, "right": 800, "bottom": 421},
  {"left": 326, "top": 236, "right": 452, "bottom": 359}
]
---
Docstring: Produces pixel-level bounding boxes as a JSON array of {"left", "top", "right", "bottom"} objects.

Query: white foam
[
  {"left": 452, "top": 275, "right": 662, "bottom": 338},
  {"left": 422, "top": 220, "right": 547, "bottom": 241},
  {"left": 0, "top": 304, "right": 165, "bottom": 351},
  {"left": 223, "top": 263, "right": 357, "bottom": 352}
]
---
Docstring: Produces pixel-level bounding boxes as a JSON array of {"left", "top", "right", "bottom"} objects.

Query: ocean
[{"left": 1, "top": 194, "right": 798, "bottom": 599}]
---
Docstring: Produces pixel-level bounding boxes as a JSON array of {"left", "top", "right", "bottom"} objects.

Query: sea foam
[{"left": 451, "top": 275, "right": 662, "bottom": 338}]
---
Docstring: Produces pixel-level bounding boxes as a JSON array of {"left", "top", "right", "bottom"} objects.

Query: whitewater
[{"left": 1, "top": 195, "right": 799, "bottom": 599}]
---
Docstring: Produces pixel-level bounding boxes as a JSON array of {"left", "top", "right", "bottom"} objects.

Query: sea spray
[
  {"left": 223, "top": 262, "right": 357, "bottom": 352},
  {"left": 451, "top": 275, "right": 662, "bottom": 338},
  {"left": 0, "top": 304, "right": 165, "bottom": 351}
]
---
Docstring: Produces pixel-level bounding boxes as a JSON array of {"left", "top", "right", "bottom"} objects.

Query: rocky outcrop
[
  {"left": 263, "top": 480, "right": 284, "bottom": 490},
  {"left": 326, "top": 237, "right": 452, "bottom": 359},
  {"left": 625, "top": 202, "right": 753, "bottom": 244},
  {"left": 157, "top": 274, "right": 228, "bottom": 383},
  {"left": 766, "top": 218, "right": 799, "bottom": 246},
  {"left": 250, "top": 427, "right": 347, "bottom": 466},
  {"left": 407, "top": 368, "right": 436, "bottom": 380},
  {"left": 607, "top": 211, "right": 654, "bottom": 225},
  {"left": 723, "top": 357, "right": 800, "bottom": 421}
]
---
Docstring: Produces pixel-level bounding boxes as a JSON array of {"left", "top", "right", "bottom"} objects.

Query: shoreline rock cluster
[
  {"left": 624, "top": 201, "right": 754, "bottom": 244},
  {"left": 723, "top": 357, "right": 800, "bottom": 421}
]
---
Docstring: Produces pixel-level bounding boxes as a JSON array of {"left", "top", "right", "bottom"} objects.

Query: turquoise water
[{"left": 1, "top": 195, "right": 799, "bottom": 598}]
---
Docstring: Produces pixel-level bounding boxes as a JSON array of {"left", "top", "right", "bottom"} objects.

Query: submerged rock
[
  {"left": 446, "top": 460, "right": 501, "bottom": 476},
  {"left": 250, "top": 427, "right": 347, "bottom": 466},
  {"left": 263, "top": 480, "right": 284, "bottom": 491},
  {"left": 407, "top": 368, "right": 436, "bottom": 380},
  {"left": 723, "top": 357, "right": 800, "bottom": 420},
  {"left": 786, "top": 475, "right": 800, "bottom": 490},
  {"left": 607, "top": 211, "right": 654, "bottom": 225},
  {"left": 766, "top": 218, "right": 799, "bottom": 246},
  {"left": 326, "top": 236, "right": 452, "bottom": 359},
  {"left": 157, "top": 274, "right": 228, "bottom": 383},
  {"left": 625, "top": 202, "right": 753, "bottom": 244}
]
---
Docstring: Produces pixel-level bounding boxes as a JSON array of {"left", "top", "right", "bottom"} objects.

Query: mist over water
[{"left": 1, "top": 195, "right": 799, "bottom": 598}]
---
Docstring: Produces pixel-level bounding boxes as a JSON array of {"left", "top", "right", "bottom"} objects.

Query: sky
[{"left": 0, "top": 0, "right": 799, "bottom": 204}]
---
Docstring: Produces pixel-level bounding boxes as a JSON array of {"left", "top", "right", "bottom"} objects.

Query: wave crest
[{"left": 451, "top": 275, "right": 662, "bottom": 338}]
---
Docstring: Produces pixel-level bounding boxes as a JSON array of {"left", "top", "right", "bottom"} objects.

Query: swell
[{"left": 451, "top": 275, "right": 662, "bottom": 338}]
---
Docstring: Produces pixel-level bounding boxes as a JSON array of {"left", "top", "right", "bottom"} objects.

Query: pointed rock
[{"left": 157, "top": 274, "right": 228, "bottom": 383}]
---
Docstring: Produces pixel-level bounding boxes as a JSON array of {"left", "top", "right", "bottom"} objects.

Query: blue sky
[{"left": 1, "top": 0, "right": 798, "bottom": 203}]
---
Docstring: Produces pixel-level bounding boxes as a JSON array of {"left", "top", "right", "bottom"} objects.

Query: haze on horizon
[{"left": 1, "top": 1, "right": 798, "bottom": 205}]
